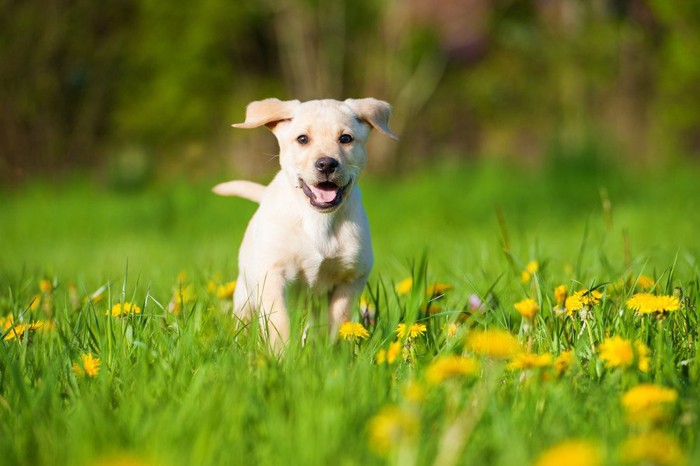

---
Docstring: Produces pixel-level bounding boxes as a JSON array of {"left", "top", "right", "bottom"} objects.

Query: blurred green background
[
  {"left": 2, "top": 0, "right": 700, "bottom": 183},
  {"left": 2, "top": 0, "right": 700, "bottom": 282}
]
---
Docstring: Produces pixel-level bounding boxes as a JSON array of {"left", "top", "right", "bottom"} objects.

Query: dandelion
[
  {"left": 554, "top": 285, "right": 568, "bottom": 306},
  {"left": 107, "top": 302, "right": 142, "bottom": 317},
  {"left": 2, "top": 317, "right": 54, "bottom": 342},
  {"left": 621, "top": 384, "right": 678, "bottom": 423},
  {"left": 598, "top": 336, "right": 650, "bottom": 372},
  {"left": 73, "top": 353, "right": 100, "bottom": 378},
  {"left": 521, "top": 260, "right": 539, "bottom": 283},
  {"left": 216, "top": 280, "right": 236, "bottom": 299},
  {"left": 535, "top": 439, "right": 603, "bottom": 466},
  {"left": 425, "top": 282, "right": 453, "bottom": 297},
  {"left": 465, "top": 329, "right": 521, "bottom": 359},
  {"left": 402, "top": 381, "right": 425, "bottom": 403},
  {"left": 422, "top": 302, "right": 443, "bottom": 315},
  {"left": 169, "top": 284, "right": 196, "bottom": 315},
  {"left": 338, "top": 321, "right": 370, "bottom": 341},
  {"left": 565, "top": 289, "right": 602, "bottom": 316},
  {"left": 447, "top": 322, "right": 458, "bottom": 337},
  {"left": 554, "top": 350, "right": 575, "bottom": 376},
  {"left": 29, "top": 295, "right": 42, "bottom": 311},
  {"left": 386, "top": 341, "right": 401, "bottom": 364},
  {"left": 626, "top": 293, "right": 680, "bottom": 315},
  {"left": 635, "top": 275, "right": 655, "bottom": 290},
  {"left": 426, "top": 355, "right": 479, "bottom": 384},
  {"left": 367, "top": 405, "right": 420, "bottom": 456},
  {"left": 376, "top": 341, "right": 401, "bottom": 365},
  {"left": 376, "top": 348, "right": 386, "bottom": 364},
  {"left": 396, "top": 323, "right": 427, "bottom": 340},
  {"left": 395, "top": 278, "right": 413, "bottom": 296},
  {"left": 619, "top": 431, "right": 685, "bottom": 466},
  {"left": 3, "top": 321, "right": 29, "bottom": 341},
  {"left": 514, "top": 298, "right": 539, "bottom": 319},
  {"left": 39, "top": 279, "right": 53, "bottom": 294},
  {"left": 507, "top": 352, "right": 552, "bottom": 370}
]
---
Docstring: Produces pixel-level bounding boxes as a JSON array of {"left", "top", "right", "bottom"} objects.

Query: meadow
[{"left": 1, "top": 160, "right": 699, "bottom": 466}]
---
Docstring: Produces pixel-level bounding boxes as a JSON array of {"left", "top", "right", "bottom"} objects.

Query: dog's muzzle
[{"left": 299, "top": 178, "right": 351, "bottom": 211}]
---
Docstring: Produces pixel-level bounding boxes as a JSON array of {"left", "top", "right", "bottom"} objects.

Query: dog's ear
[
  {"left": 232, "top": 98, "right": 300, "bottom": 130},
  {"left": 345, "top": 98, "right": 399, "bottom": 140}
]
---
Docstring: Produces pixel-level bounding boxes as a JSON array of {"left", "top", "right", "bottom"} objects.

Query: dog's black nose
[{"left": 315, "top": 157, "right": 339, "bottom": 174}]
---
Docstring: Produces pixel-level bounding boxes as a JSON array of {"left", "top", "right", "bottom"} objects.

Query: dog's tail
[{"left": 212, "top": 180, "right": 266, "bottom": 203}]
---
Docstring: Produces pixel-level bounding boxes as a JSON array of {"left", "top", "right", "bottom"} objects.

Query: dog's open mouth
[{"left": 299, "top": 179, "right": 351, "bottom": 210}]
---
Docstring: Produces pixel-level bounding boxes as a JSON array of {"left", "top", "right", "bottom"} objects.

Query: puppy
[{"left": 214, "top": 98, "right": 397, "bottom": 349}]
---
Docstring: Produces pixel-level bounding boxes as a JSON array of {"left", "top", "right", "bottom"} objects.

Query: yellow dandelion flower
[
  {"left": 206, "top": 276, "right": 220, "bottom": 294},
  {"left": 566, "top": 289, "right": 602, "bottom": 311},
  {"left": 386, "top": 341, "right": 401, "bottom": 364},
  {"left": 554, "top": 285, "right": 568, "bottom": 306},
  {"left": 395, "top": 278, "right": 413, "bottom": 296},
  {"left": 535, "top": 439, "right": 603, "bottom": 466},
  {"left": 367, "top": 405, "right": 420, "bottom": 456},
  {"left": 425, "top": 282, "right": 453, "bottom": 297},
  {"left": 636, "top": 275, "right": 655, "bottom": 290},
  {"left": 520, "top": 270, "right": 532, "bottom": 283},
  {"left": 2, "top": 319, "right": 54, "bottom": 342},
  {"left": 620, "top": 431, "right": 685, "bottom": 466},
  {"left": 422, "top": 302, "right": 443, "bottom": 315},
  {"left": 554, "top": 350, "right": 575, "bottom": 375},
  {"left": 564, "top": 294, "right": 583, "bottom": 313},
  {"left": 3, "top": 322, "right": 28, "bottom": 341},
  {"left": 216, "top": 280, "right": 236, "bottom": 299},
  {"left": 636, "top": 341, "right": 651, "bottom": 372},
  {"left": 514, "top": 298, "right": 540, "bottom": 319},
  {"left": 106, "top": 302, "right": 142, "bottom": 317},
  {"left": 396, "top": 323, "right": 427, "bottom": 340},
  {"left": 402, "top": 381, "right": 425, "bottom": 403},
  {"left": 376, "top": 348, "right": 387, "bottom": 364},
  {"left": 338, "top": 321, "right": 370, "bottom": 341},
  {"left": 526, "top": 260, "right": 539, "bottom": 274},
  {"left": 465, "top": 329, "right": 521, "bottom": 359},
  {"left": 376, "top": 341, "right": 400, "bottom": 365},
  {"left": 29, "top": 294, "right": 42, "bottom": 311},
  {"left": 447, "top": 322, "right": 458, "bottom": 337},
  {"left": 169, "top": 283, "right": 197, "bottom": 315},
  {"left": 73, "top": 353, "right": 101, "bottom": 378},
  {"left": 0, "top": 315, "right": 13, "bottom": 331},
  {"left": 426, "top": 355, "right": 479, "bottom": 384},
  {"left": 627, "top": 293, "right": 680, "bottom": 315},
  {"left": 621, "top": 384, "right": 678, "bottom": 423},
  {"left": 507, "top": 352, "right": 552, "bottom": 370},
  {"left": 359, "top": 294, "right": 376, "bottom": 313},
  {"left": 598, "top": 336, "right": 650, "bottom": 372},
  {"left": 521, "top": 260, "right": 539, "bottom": 283},
  {"left": 39, "top": 279, "right": 53, "bottom": 294}
]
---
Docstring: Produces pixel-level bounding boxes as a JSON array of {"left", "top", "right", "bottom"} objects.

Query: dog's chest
[{"left": 295, "top": 217, "right": 366, "bottom": 290}]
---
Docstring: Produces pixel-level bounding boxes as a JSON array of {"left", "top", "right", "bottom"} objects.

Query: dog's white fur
[{"left": 214, "top": 98, "right": 397, "bottom": 349}]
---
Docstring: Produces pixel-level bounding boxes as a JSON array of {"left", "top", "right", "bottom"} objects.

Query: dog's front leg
[
  {"left": 328, "top": 276, "right": 368, "bottom": 339},
  {"left": 259, "top": 274, "right": 290, "bottom": 352}
]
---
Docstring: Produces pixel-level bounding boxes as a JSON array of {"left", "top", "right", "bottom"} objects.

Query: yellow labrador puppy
[{"left": 214, "top": 98, "right": 397, "bottom": 349}]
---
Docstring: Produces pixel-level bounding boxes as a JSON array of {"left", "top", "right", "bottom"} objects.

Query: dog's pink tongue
[{"left": 310, "top": 184, "right": 338, "bottom": 203}]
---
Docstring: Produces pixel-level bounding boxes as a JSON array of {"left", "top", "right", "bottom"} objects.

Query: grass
[{"left": 1, "top": 160, "right": 700, "bottom": 466}]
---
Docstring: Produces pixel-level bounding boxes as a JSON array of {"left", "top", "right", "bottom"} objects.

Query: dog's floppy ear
[
  {"left": 232, "top": 98, "right": 300, "bottom": 130},
  {"left": 345, "top": 98, "right": 399, "bottom": 140}
]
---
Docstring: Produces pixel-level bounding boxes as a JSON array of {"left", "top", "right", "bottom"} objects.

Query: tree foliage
[{"left": 1, "top": 0, "right": 699, "bottom": 182}]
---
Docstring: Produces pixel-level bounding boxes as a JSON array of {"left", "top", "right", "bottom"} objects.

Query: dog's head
[{"left": 233, "top": 98, "right": 397, "bottom": 213}]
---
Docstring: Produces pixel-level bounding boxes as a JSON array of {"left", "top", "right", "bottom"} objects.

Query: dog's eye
[
  {"left": 297, "top": 135, "right": 309, "bottom": 145},
  {"left": 339, "top": 134, "right": 353, "bottom": 144}
]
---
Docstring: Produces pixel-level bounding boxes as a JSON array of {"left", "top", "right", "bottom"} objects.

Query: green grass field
[{"left": 1, "top": 161, "right": 699, "bottom": 466}]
